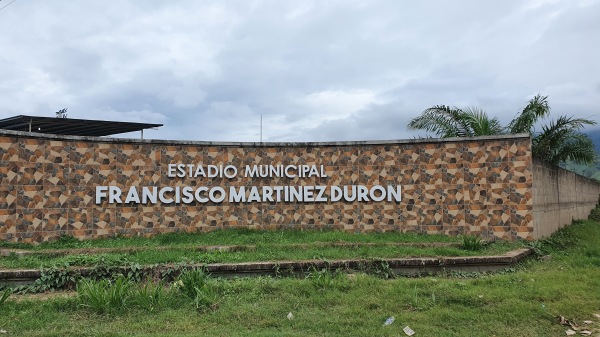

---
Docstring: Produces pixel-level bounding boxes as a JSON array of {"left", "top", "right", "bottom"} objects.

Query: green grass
[
  {"left": 0, "top": 220, "right": 599, "bottom": 336},
  {"left": 0, "top": 229, "right": 519, "bottom": 269},
  {"left": 0, "top": 244, "right": 518, "bottom": 269},
  {"left": 2, "top": 228, "right": 461, "bottom": 250}
]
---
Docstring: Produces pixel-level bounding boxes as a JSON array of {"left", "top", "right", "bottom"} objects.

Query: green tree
[{"left": 408, "top": 95, "right": 597, "bottom": 165}]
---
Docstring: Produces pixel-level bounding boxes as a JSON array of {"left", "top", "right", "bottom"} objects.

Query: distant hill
[
  {"left": 559, "top": 129, "right": 600, "bottom": 181},
  {"left": 586, "top": 128, "right": 600, "bottom": 152}
]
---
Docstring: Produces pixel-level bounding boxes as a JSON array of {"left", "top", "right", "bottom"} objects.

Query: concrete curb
[{"left": 0, "top": 248, "right": 533, "bottom": 286}]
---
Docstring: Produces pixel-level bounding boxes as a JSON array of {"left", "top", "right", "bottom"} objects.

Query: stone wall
[
  {"left": 0, "top": 130, "right": 534, "bottom": 243},
  {"left": 532, "top": 158, "right": 600, "bottom": 238}
]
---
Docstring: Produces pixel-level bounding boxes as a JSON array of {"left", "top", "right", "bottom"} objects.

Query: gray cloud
[{"left": 0, "top": 0, "right": 599, "bottom": 141}]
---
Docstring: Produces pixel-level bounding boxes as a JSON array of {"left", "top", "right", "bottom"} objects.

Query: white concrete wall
[{"left": 532, "top": 158, "right": 600, "bottom": 238}]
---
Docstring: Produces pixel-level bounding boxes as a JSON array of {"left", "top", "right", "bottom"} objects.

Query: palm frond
[
  {"left": 408, "top": 105, "right": 471, "bottom": 137},
  {"left": 559, "top": 134, "right": 598, "bottom": 165},
  {"left": 532, "top": 116, "right": 597, "bottom": 165},
  {"left": 462, "top": 107, "right": 504, "bottom": 136},
  {"left": 508, "top": 94, "right": 550, "bottom": 134}
]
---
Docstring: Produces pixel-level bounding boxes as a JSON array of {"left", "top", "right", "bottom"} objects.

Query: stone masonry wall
[{"left": 0, "top": 130, "right": 534, "bottom": 243}]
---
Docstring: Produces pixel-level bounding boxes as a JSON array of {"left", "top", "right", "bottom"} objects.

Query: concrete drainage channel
[{"left": 0, "top": 248, "right": 533, "bottom": 287}]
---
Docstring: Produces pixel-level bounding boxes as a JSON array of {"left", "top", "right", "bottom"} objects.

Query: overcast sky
[{"left": 0, "top": 0, "right": 599, "bottom": 142}]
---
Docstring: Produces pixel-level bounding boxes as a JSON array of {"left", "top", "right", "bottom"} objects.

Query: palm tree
[
  {"left": 407, "top": 106, "right": 503, "bottom": 137},
  {"left": 533, "top": 116, "right": 597, "bottom": 165},
  {"left": 408, "top": 95, "right": 597, "bottom": 165}
]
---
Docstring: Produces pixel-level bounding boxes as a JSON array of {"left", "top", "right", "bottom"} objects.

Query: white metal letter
[{"left": 95, "top": 186, "right": 108, "bottom": 204}]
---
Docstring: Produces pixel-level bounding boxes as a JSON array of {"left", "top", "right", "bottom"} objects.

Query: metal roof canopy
[{"left": 0, "top": 115, "right": 163, "bottom": 137}]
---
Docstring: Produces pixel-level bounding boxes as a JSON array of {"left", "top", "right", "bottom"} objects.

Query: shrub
[{"left": 588, "top": 207, "right": 600, "bottom": 222}]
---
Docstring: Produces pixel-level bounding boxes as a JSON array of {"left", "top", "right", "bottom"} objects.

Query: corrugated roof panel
[{"left": 0, "top": 115, "right": 163, "bottom": 137}]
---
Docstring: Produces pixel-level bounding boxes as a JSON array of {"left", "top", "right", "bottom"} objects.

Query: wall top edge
[
  {"left": 532, "top": 157, "right": 600, "bottom": 187},
  {"left": 0, "top": 129, "right": 531, "bottom": 147}
]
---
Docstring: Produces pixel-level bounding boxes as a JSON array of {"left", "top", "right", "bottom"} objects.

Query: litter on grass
[
  {"left": 287, "top": 312, "right": 294, "bottom": 320},
  {"left": 403, "top": 326, "right": 415, "bottom": 336},
  {"left": 557, "top": 315, "right": 579, "bottom": 330},
  {"left": 565, "top": 329, "right": 576, "bottom": 336},
  {"left": 383, "top": 316, "right": 395, "bottom": 326}
]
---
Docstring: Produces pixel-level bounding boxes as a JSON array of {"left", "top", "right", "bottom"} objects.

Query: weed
[
  {"left": 371, "top": 259, "right": 395, "bottom": 279},
  {"left": 191, "top": 285, "right": 219, "bottom": 312},
  {"left": 159, "top": 263, "right": 189, "bottom": 281},
  {"left": 306, "top": 266, "right": 348, "bottom": 290},
  {"left": 461, "top": 235, "right": 484, "bottom": 251},
  {"left": 77, "top": 277, "right": 133, "bottom": 314},
  {"left": 408, "top": 283, "right": 440, "bottom": 311},
  {"left": 356, "top": 259, "right": 395, "bottom": 278},
  {"left": 62, "top": 253, "right": 128, "bottom": 266},
  {"left": 32, "top": 263, "right": 79, "bottom": 292},
  {"left": 524, "top": 240, "right": 544, "bottom": 257},
  {"left": 86, "top": 259, "right": 142, "bottom": 282},
  {"left": 197, "top": 252, "right": 220, "bottom": 264},
  {"left": 536, "top": 223, "right": 580, "bottom": 254},
  {"left": 132, "top": 281, "right": 168, "bottom": 312},
  {"left": 124, "top": 262, "right": 143, "bottom": 282},
  {"left": 519, "top": 220, "right": 586, "bottom": 257},
  {"left": 176, "top": 268, "right": 210, "bottom": 299},
  {"left": 0, "top": 288, "right": 11, "bottom": 306},
  {"left": 45, "top": 235, "right": 84, "bottom": 248},
  {"left": 176, "top": 269, "right": 218, "bottom": 312},
  {"left": 272, "top": 262, "right": 296, "bottom": 278}
]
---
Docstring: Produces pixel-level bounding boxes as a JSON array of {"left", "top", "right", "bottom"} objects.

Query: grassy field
[
  {"left": 1, "top": 221, "right": 599, "bottom": 336},
  {"left": 0, "top": 230, "right": 519, "bottom": 269}
]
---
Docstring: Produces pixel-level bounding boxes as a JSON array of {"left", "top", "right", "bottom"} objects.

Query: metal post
[{"left": 260, "top": 115, "right": 263, "bottom": 143}]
